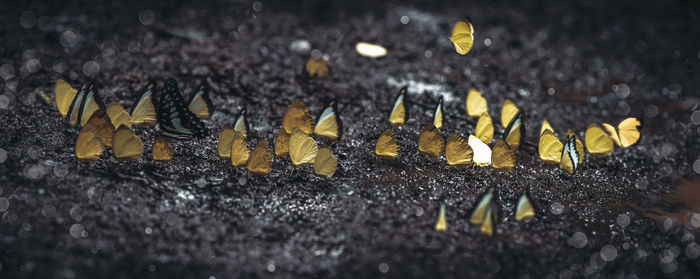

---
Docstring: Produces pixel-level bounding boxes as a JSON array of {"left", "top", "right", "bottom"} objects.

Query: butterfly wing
[
  {"left": 289, "top": 128, "right": 318, "bottom": 166},
  {"left": 445, "top": 134, "right": 473, "bottom": 166},
  {"left": 540, "top": 120, "right": 554, "bottom": 135},
  {"left": 468, "top": 134, "right": 492, "bottom": 166},
  {"left": 107, "top": 101, "right": 132, "bottom": 129},
  {"left": 500, "top": 99, "right": 519, "bottom": 129},
  {"left": 282, "top": 100, "right": 315, "bottom": 134},
  {"left": 188, "top": 82, "right": 213, "bottom": 120},
  {"left": 389, "top": 87, "right": 407, "bottom": 127},
  {"left": 375, "top": 128, "right": 399, "bottom": 159},
  {"left": 560, "top": 135, "right": 579, "bottom": 174},
  {"left": 602, "top": 123, "right": 621, "bottom": 147},
  {"left": 503, "top": 110, "right": 524, "bottom": 150},
  {"left": 233, "top": 108, "right": 249, "bottom": 138},
  {"left": 491, "top": 140, "right": 516, "bottom": 172},
  {"left": 230, "top": 131, "right": 249, "bottom": 167},
  {"left": 112, "top": 126, "right": 143, "bottom": 161},
  {"left": 515, "top": 193, "right": 535, "bottom": 221},
  {"left": 355, "top": 42, "right": 388, "bottom": 58},
  {"left": 55, "top": 79, "right": 78, "bottom": 117},
  {"left": 158, "top": 78, "right": 208, "bottom": 139},
  {"left": 449, "top": 19, "right": 475, "bottom": 55},
  {"left": 466, "top": 88, "right": 487, "bottom": 117},
  {"left": 75, "top": 125, "right": 104, "bottom": 162},
  {"left": 617, "top": 117, "right": 642, "bottom": 147},
  {"left": 78, "top": 84, "right": 104, "bottom": 127},
  {"left": 434, "top": 204, "right": 447, "bottom": 232},
  {"left": 304, "top": 57, "right": 329, "bottom": 78},
  {"left": 313, "top": 145, "right": 338, "bottom": 178},
  {"left": 152, "top": 136, "right": 173, "bottom": 161},
  {"left": 585, "top": 124, "right": 613, "bottom": 156},
  {"left": 130, "top": 81, "right": 157, "bottom": 128},
  {"left": 566, "top": 129, "right": 584, "bottom": 164},
  {"left": 84, "top": 109, "right": 114, "bottom": 148},
  {"left": 417, "top": 123, "right": 444, "bottom": 157},
  {"left": 274, "top": 128, "right": 291, "bottom": 158},
  {"left": 538, "top": 130, "right": 563, "bottom": 164},
  {"left": 475, "top": 113, "right": 494, "bottom": 144},
  {"left": 247, "top": 140, "right": 272, "bottom": 176},
  {"left": 470, "top": 188, "right": 494, "bottom": 225},
  {"left": 433, "top": 96, "right": 444, "bottom": 129},
  {"left": 217, "top": 125, "right": 235, "bottom": 158},
  {"left": 66, "top": 82, "right": 88, "bottom": 127},
  {"left": 314, "top": 101, "right": 341, "bottom": 141}
]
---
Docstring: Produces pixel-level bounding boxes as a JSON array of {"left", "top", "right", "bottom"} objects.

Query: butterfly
[
  {"left": 468, "top": 134, "right": 492, "bottom": 166},
  {"left": 37, "top": 88, "right": 56, "bottom": 108},
  {"left": 230, "top": 130, "right": 249, "bottom": 167},
  {"left": 84, "top": 109, "right": 114, "bottom": 148},
  {"left": 375, "top": 128, "right": 399, "bottom": 159},
  {"left": 314, "top": 145, "right": 337, "bottom": 178},
  {"left": 107, "top": 82, "right": 158, "bottom": 129},
  {"left": 445, "top": 134, "right": 473, "bottom": 166},
  {"left": 602, "top": 117, "right": 643, "bottom": 148},
  {"left": 158, "top": 78, "right": 208, "bottom": 139},
  {"left": 77, "top": 81, "right": 105, "bottom": 127},
  {"left": 282, "top": 100, "right": 315, "bottom": 134},
  {"left": 449, "top": 18, "right": 475, "bottom": 55},
  {"left": 433, "top": 96, "right": 444, "bottom": 129},
  {"left": 314, "top": 100, "right": 342, "bottom": 141},
  {"left": 274, "top": 128, "right": 290, "bottom": 158},
  {"left": 418, "top": 123, "right": 444, "bottom": 157},
  {"left": 500, "top": 99, "right": 519, "bottom": 129},
  {"left": 585, "top": 124, "right": 614, "bottom": 156},
  {"left": 217, "top": 125, "right": 235, "bottom": 158},
  {"left": 289, "top": 128, "right": 318, "bottom": 167},
  {"left": 538, "top": 129, "right": 563, "bottom": 164},
  {"left": 560, "top": 132, "right": 583, "bottom": 174},
  {"left": 470, "top": 188, "right": 495, "bottom": 236},
  {"left": 515, "top": 192, "right": 535, "bottom": 221},
  {"left": 66, "top": 81, "right": 96, "bottom": 127},
  {"left": 304, "top": 57, "right": 329, "bottom": 78},
  {"left": 188, "top": 81, "right": 213, "bottom": 120},
  {"left": 491, "top": 140, "right": 516, "bottom": 172},
  {"left": 75, "top": 124, "right": 104, "bottom": 162},
  {"left": 566, "top": 129, "right": 585, "bottom": 165},
  {"left": 355, "top": 42, "right": 387, "bottom": 58},
  {"left": 434, "top": 203, "right": 447, "bottom": 232},
  {"left": 232, "top": 108, "right": 249, "bottom": 138},
  {"left": 152, "top": 136, "right": 173, "bottom": 161},
  {"left": 389, "top": 87, "right": 408, "bottom": 127},
  {"left": 466, "top": 88, "right": 487, "bottom": 118},
  {"left": 475, "top": 112, "right": 494, "bottom": 144},
  {"left": 247, "top": 140, "right": 272, "bottom": 176},
  {"left": 55, "top": 78, "right": 78, "bottom": 117},
  {"left": 112, "top": 126, "right": 143, "bottom": 161},
  {"left": 503, "top": 110, "right": 524, "bottom": 150},
  {"left": 540, "top": 120, "right": 554, "bottom": 135}
]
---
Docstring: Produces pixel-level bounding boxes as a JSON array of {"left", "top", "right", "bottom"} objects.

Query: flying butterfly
[
  {"left": 55, "top": 78, "right": 78, "bottom": 117},
  {"left": 274, "top": 128, "right": 290, "bottom": 158},
  {"left": 313, "top": 145, "right": 338, "bottom": 178},
  {"left": 475, "top": 112, "right": 494, "bottom": 144},
  {"left": 355, "top": 42, "right": 388, "bottom": 58},
  {"left": 468, "top": 134, "right": 492, "bottom": 166},
  {"left": 435, "top": 203, "right": 447, "bottom": 232},
  {"left": 502, "top": 110, "right": 524, "bottom": 150},
  {"left": 538, "top": 129, "right": 563, "bottom": 164},
  {"left": 158, "top": 78, "right": 208, "bottom": 139},
  {"left": 282, "top": 99, "right": 315, "bottom": 134},
  {"left": 449, "top": 18, "right": 475, "bottom": 55},
  {"left": 304, "top": 56, "right": 329, "bottom": 78},
  {"left": 314, "top": 100, "right": 342, "bottom": 141},
  {"left": 84, "top": 109, "right": 114, "bottom": 148},
  {"left": 129, "top": 81, "right": 158, "bottom": 128},
  {"left": 418, "top": 123, "right": 444, "bottom": 157},
  {"left": 112, "top": 126, "right": 143, "bottom": 161},
  {"left": 230, "top": 131, "right": 249, "bottom": 167},
  {"left": 289, "top": 128, "right": 318, "bottom": 167},
  {"left": 75, "top": 124, "right": 104, "bottom": 162},
  {"left": 389, "top": 87, "right": 408, "bottom": 127},
  {"left": 602, "top": 117, "right": 643, "bottom": 148},
  {"left": 188, "top": 81, "right": 213, "bottom": 120},
  {"left": 491, "top": 140, "right": 516, "bottom": 172},
  {"left": 375, "top": 128, "right": 399, "bottom": 160},
  {"left": 585, "top": 124, "right": 614, "bottom": 156},
  {"left": 152, "top": 136, "right": 173, "bottom": 161},
  {"left": 217, "top": 125, "right": 235, "bottom": 158},
  {"left": 247, "top": 140, "right": 272, "bottom": 176},
  {"left": 515, "top": 192, "right": 535, "bottom": 221},
  {"left": 65, "top": 81, "right": 90, "bottom": 127},
  {"left": 445, "top": 134, "right": 473, "bottom": 166},
  {"left": 470, "top": 188, "right": 494, "bottom": 225},
  {"left": 560, "top": 134, "right": 581, "bottom": 174},
  {"left": 433, "top": 96, "right": 444, "bottom": 129},
  {"left": 233, "top": 108, "right": 249, "bottom": 138},
  {"left": 466, "top": 88, "right": 487, "bottom": 118},
  {"left": 540, "top": 120, "right": 554, "bottom": 135}
]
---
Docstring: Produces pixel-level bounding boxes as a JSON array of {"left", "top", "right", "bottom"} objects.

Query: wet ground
[{"left": 1, "top": 0, "right": 700, "bottom": 278}]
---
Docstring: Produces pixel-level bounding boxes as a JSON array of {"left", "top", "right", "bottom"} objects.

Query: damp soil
[{"left": 1, "top": 0, "right": 700, "bottom": 278}]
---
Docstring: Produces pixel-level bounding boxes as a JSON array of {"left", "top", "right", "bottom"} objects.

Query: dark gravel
[{"left": 1, "top": 0, "right": 700, "bottom": 278}]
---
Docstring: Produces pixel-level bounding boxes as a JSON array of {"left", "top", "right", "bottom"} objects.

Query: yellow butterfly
[
  {"left": 233, "top": 108, "right": 249, "bottom": 138},
  {"left": 515, "top": 192, "right": 535, "bottom": 221},
  {"left": 491, "top": 140, "right": 516, "bottom": 172},
  {"left": 75, "top": 124, "right": 104, "bottom": 162},
  {"left": 106, "top": 82, "right": 157, "bottom": 129},
  {"left": 84, "top": 109, "right": 114, "bottom": 148},
  {"left": 289, "top": 128, "right": 318, "bottom": 167},
  {"left": 475, "top": 112, "right": 493, "bottom": 144},
  {"left": 55, "top": 79, "right": 78, "bottom": 117},
  {"left": 468, "top": 134, "right": 492, "bottom": 166},
  {"left": 314, "top": 100, "right": 342, "bottom": 141},
  {"left": 106, "top": 102, "right": 133, "bottom": 129},
  {"left": 502, "top": 110, "right": 524, "bottom": 150},
  {"left": 449, "top": 18, "right": 475, "bottom": 55},
  {"left": 112, "top": 126, "right": 143, "bottom": 161},
  {"left": 282, "top": 100, "right": 315, "bottom": 134},
  {"left": 152, "top": 136, "right": 173, "bottom": 161},
  {"left": 560, "top": 133, "right": 581, "bottom": 174},
  {"left": 77, "top": 82, "right": 104, "bottom": 127},
  {"left": 433, "top": 96, "right": 444, "bottom": 129},
  {"left": 418, "top": 123, "right": 444, "bottom": 157},
  {"left": 217, "top": 125, "right": 235, "bottom": 158},
  {"left": 304, "top": 57, "right": 329, "bottom": 78},
  {"left": 355, "top": 42, "right": 387, "bottom": 58},
  {"left": 470, "top": 188, "right": 494, "bottom": 225},
  {"left": 188, "top": 82, "right": 213, "bottom": 120},
  {"left": 230, "top": 131, "right": 249, "bottom": 167},
  {"left": 434, "top": 203, "right": 447, "bottom": 232},
  {"left": 500, "top": 99, "right": 519, "bottom": 129},
  {"left": 274, "top": 128, "right": 290, "bottom": 158},
  {"left": 602, "top": 117, "right": 642, "bottom": 148},
  {"left": 375, "top": 128, "right": 399, "bottom": 159},
  {"left": 465, "top": 88, "right": 487, "bottom": 117},
  {"left": 538, "top": 129, "right": 563, "bottom": 164},
  {"left": 314, "top": 145, "right": 337, "bottom": 178},
  {"left": 445, "top": 134, "right": 473, "bottom": 166},
  {"left": 585, "top": 124, "right": 613, "bottom": 156},
  {"left": 247, "top": 140, "right": 272, "bottom": 176},
  {"left": 389, "top": 87, "right": 407, "bottom": 127},
  {"left": 481, "top": 205, "right": 496, "bottom": 236},
  {"left": 65, "top": 81, "right": 90, "bottom": 127},
  {"left": 540, "top": 120, "right": 554, "bottom": 135}
]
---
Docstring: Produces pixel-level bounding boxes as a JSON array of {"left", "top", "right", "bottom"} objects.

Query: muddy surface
[{"left": 1, "top": 0, "right": 700, "bottom": 278}]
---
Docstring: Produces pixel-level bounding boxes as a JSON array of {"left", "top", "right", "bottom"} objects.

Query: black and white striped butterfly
[{"left": 158, "top": 78, "right": 208, "bottom": 139}]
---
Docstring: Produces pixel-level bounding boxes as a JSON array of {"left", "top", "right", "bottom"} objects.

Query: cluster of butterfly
[
  {"left": 215, "top": 99, "right": 341, "bottom": 178},
  {"left": 374, "top": 87, "right": 643, "bottom": 175}
]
